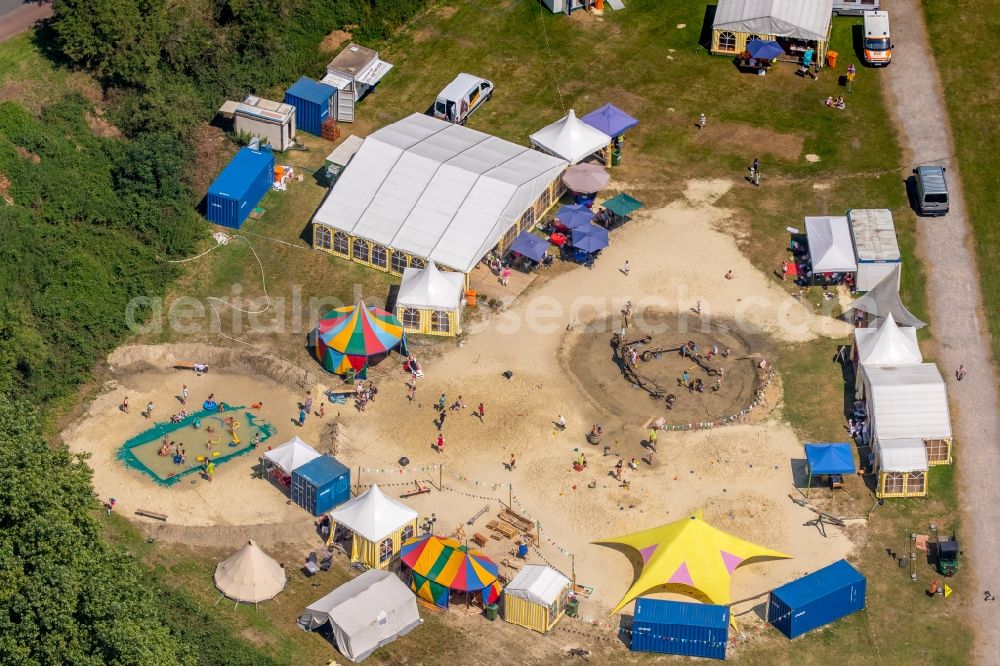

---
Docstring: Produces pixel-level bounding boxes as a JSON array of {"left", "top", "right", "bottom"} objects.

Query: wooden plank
[
  {"left": 467, "top": 504, "right": 489, "bottom": 525},
  {"left": 135, "top": 508, "right": 167, "bottom": 521}
]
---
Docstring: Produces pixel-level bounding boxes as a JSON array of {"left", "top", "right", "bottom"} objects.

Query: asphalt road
[
  {"left": 0, "top": 1, "right": 51, "bottom": 43},
  {"left": 882, "top": 1, "right": 1000, "bottom": 663}
]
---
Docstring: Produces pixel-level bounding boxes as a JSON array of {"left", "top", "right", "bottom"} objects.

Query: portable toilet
[
  {"left": 630, "top": 598, "right": 729, "bottom": 660},
  {"left": 767, "top": 559, "right": 867, "bottom": 639},
  {"left": 284, "top": 77, "right": 338, "bottom": 136},
  {"left": 290, "top": 455, "right": 351, "bottom": 516},
  {"left": 206, "top": 146, "right": 275, "bottom": 229}
]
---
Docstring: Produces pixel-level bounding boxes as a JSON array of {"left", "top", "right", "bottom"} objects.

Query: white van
[
  {"left": 434, "top": 74, "right": 494, "bottom": 125},
  {"left": 832, "top": 0, "right": 880, "bottom": 16},
  {"left": 863, "top": 11, "right": 893, "bottom": 66}
]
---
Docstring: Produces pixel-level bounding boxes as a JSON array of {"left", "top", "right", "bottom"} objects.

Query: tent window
[
  {"left": 401, "top": 524, "right": 414, "bottom": 542},
  {"left": 906, "top": 472, "right": 925, "bottom": 494},
  {"left": 315, "top": 225, "right": 332, "bottom": 250},
  {"left": 718, "top": 31, "right": 737, "bottom": 52},
  {"left": 379, "top": 537, "right": 393, "bottom": 563},
  {"left": 883, "top": 471, "right": 904, "bottom": 495},
  {"left": 333, "top": 231, "right": 349, "bottom": 255},
  {"left": 410, "top": 257, "right": 426, "bottom": 269},
  {"left": 371, "top": 244, "right": 388, "bottom": 269},
  {"left": 431, "top": 310, "right": 450, "bottom": 332},
  {"left": 520, "top": 206, "right": 536, "bottom": 233},
  {"left": 747, "top": 34, "right": 763, "bottom": 43},
  {"left": 499, "top": 225, "right": 518, "bottom": 254},
  {"left": 401, "top": 307, "right": 420, "bottom": 329},
  {"left": 390, "top": 251, "right": 408, "bottom": 275},
  {"left": 538, "top": 187, "right": 551, "bottom": 213},
  {"left": 352, "top": 238, "right": 370, "bottom": 262},
  {"left": 925, "top": 439, "right": 949, "bottom": 464}
]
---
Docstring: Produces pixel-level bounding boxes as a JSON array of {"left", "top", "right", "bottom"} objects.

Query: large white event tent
[
  {"left": 299, "top": 569, "right": 421, "bottom": 663},
  {"left": 312, "top": 113, "right": 567, "bottom": 274},
  {"left": 529, "top": 109, "right": 612, "bottom": 165},
  {"left": 862, "top": 363, "right": 952, "bottom": 442},
  {"left": 805, "top": 215, "right": 857, "bottom": 274}
]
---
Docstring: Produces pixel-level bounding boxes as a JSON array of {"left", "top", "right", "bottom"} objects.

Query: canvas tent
[
  {"left": 529, "top": 109, "right": 612, "bottom": 165},
  {"left": 395, "top": 262, "right": 465, "bottom": 337},
  {"left": 862, "top": 364, "right": 953, "bottom": 466},
  {"left": 214, "top": 540, "right": 286, "bottom": 605},
  {"left": 312, "top": 113, "right": 567, "bottom": 275},
  {"left": 315, "top": 301, "right": 408, "bottom": 378},
  {"left": 502, "top": 565, "right": 572, "bottom": 634},
  {"left": 853, "top": 313, "right": 922, "bottom": 397},
  {"left": 328, "top": 484, "right": 418, "bottom": 570},
  {"left": 400, "top": 535, "right": 502, "bottom": 609},
  {"left": 803, "top": 443, "right": 856, "bottom": 496},
  {"left": 849, "top": 209, "right": 901, "bottom": 292},
  {"left": 299, "top": 569, "right": 420, "bottom": 663},
  {"left": 263, "top": 436, "right": 320, "bottom": 489},
  {"left": 711, "top": 0, "right": 834, "bottom": 63},
  {"left": 805, "top": 216, "right": 857, "bottom": 274},
  {"left": 849, "top": 265, "right": 926, "bottom": 328},
  {"left": 873, "top": 438, "right": 928, "bottom": 498}
]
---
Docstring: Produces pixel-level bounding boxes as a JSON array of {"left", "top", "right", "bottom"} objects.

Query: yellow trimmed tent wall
[
  {"left": 501, "top": 565, "right": 572, "bottom": 634},
  {"left": 327, "top": 484, "right": 419, "bottom": 570},
  {"left": 346, "top": 518, "right": 418, "bottom": 570},
  {"left": 874, "top": 439, "right": 928, "bottom": 499},
  {"left": 395, "top": 262, "right": 465, "bottom": 337},
  {"left": 711, "top": 0, "right": 834, "bottom": 65}
]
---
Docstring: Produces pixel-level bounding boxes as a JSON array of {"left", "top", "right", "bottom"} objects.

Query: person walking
[
  {"left": 145, "top": 401, "right": 154, "bottom": 420},
  {"left": 749, "top": 158, "right": 760, "bottom": 187},
  {"left": 436, "top": 434, "right": 445, "bottom": 454},
  {"left": 509, "top": 453, "right": 516, "bottom": 470},
  {"left": 698, "top": 112, "right": 706, "bottom": 130},
  {"left": 615, "top": 458, "right": 623, "bottom": 480},
  {"left": 303, "top": 391, "right": 314, "bottom": 414},
  {"left": 956, "top": 365, "right": 967, "bottom": 381},
  {"left": 555, "top": 414, "right": 566, "bottom": 431},
  {"left": 437, "top": 410, "right": 447, "bottom": 430},
  {"left": 206, "top": 461, "right": 215, "bottom": 483},
  {"left": 477, "top": 402, "right": 485, "bottom": 421},
  {"left": 437, "top": 393, "right": 447, "bottom": 411},
  {"left": 298, "top": 408, "right": 307, "bottom": 427},
  {"left": 621, "top": 260, "right": 630, "bottom": 276},
  {"left": 181, "top": 384, "right": 189, "bottom": 405},
  {"left": 648, "top": 427, "right": 658, "bottom": 450},
  {"left": 121, "top": 396, "right": 129, "bottom": 414},
  {"left": 319, "top": 402, "right": 325, "bottom": 418}
]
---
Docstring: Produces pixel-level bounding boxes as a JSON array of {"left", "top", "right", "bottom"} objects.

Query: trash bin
[
  {"left": 826, "top": 50, "right": 838, "bottom": 69},
  {"left": 611, "top": 148, "right": 622, "bottom": 167},
  {"left": 565, "top": 598, "right": 580, "bottom": 618},
  {"left": 485, "top": 603, "right": 499, "bottom": 621},
  {"left": 464, "top": 290, "right": 477, "bottom": 307},
  {"left": 517, "top": 543, "right": 529, "bottom": 559}
]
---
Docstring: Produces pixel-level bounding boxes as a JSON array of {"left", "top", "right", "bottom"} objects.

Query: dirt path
[
  {"left": 883, "top": 2, "right": 1000, "bottom": 662},
  {"left": 0, "top": 2, "right": 51, "bottom": 43}
]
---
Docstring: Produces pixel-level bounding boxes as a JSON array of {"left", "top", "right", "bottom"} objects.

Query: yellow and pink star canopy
[
  {"left": 315, "top": 300, "right": 408, "bottom": 378},
  {"left": 596, "top": 510, "right": 790, "bottom": 613}
]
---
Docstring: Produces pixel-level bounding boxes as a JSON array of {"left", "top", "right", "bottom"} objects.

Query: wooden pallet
[
  {"left": 499, "top": 508, "right": 533, "bottom": 532},
  {"left": 493, "top": 521, "right": 518, "bottom": 539}
]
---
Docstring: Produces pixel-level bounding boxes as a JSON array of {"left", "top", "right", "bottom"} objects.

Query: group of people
[
  {"left": 157, "top": 438, "right": 188, "bottom": 466},
  {"left": 825, "top": 96, "right": 847, "bottom": 110}
]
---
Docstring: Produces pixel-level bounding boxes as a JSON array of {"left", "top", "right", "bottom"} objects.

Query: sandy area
[{"left": 64, "top": 179, "right": 855, "bottom": 625}]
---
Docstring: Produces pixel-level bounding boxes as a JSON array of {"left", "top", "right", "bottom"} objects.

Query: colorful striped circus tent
[
  {"left": 400, "top": 534, "right": 500, "bottom": 608},
  {"left": 316, "top": 300, "right": 408, "bottom": 377}
]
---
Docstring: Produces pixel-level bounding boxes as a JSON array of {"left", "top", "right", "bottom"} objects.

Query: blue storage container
[
  {"left": 284, "top": 77, "right": 338, "bottom": 136},
  {"left": 630, "top": 598, "right": 729, "bottom": 660},
  {"left": 768, "top": 559, "right": 866, "bottom": 639},
  {"left": 206, "top": 146, "right": 274, "bottom": 229},
  {"left": 290, "top": 455, "right": 350, "bottom": 516}
]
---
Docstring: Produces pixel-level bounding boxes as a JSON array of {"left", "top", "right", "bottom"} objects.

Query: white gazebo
[
  {"left": 502, "top": 565, "right": 573, "bottom": 634},
  {"left": 853, "top": 313, "right": 922, "bottom": 396},
  {"left": 529, "top": 109, "right": 612, "bottom": 165},
  {"left": 214, "top": 540, "right": 286, "bottom": 606},
  {"left": 263, "top": 436, "right": 320, "bottom": 489},
  {"left": 395, "top": 262, "right": 465, "bottom": 336},
  {"left": 874, "top": 438, "right": 929, "bottom": 498},
  {"left": 805, "top": 215, "right": 857, "bottom": 275},
  {"left": 328, "top": 484, "right": 419, "bottom": 570}
]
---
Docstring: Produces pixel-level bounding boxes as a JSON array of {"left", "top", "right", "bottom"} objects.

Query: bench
[
  {"left": 135, "top": 508, "right": 167, "bottom": 521},
  {"left": 473, "top": 533, "right": 488, "bottom": 548}
]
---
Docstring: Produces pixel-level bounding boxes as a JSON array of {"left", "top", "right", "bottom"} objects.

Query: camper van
[
  {"left": 434, "top": 74, "right": 494, "bottom": 125},
  {"left": 862, "top": 11, "right": 893, "bottom": 66},
  {"left": 912, "top": 165, "right": 949, "bottom": 217},
  {"left": 831, "top": 0, "right": 880, "bottom": 16}
]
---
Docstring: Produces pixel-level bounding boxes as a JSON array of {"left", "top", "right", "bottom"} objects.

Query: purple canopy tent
[
  {"left": 510, "top": 231, "right": 550, "bottom": 263},
  {"left": 581, "top": 104, "right": 639, "bottom": 138},
  {"left": 554, "top": 204, "right": 595, "bottom": 230}
]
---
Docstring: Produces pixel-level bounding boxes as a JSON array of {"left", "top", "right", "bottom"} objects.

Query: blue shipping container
[
  {"left": 284, "top": 77, "right": 337, "bottom": 136},
  {"left": 630, "top": 598, "right": 729, "bottom": 660},
  {"left": 206, "top": 146, "right": 274, "bottom": 229},
  {"left": 768, "top": 559, "right": 866, "bottom": 639},
  {"left": 290, "top": 455, "right": 351, "bottom": 516}
]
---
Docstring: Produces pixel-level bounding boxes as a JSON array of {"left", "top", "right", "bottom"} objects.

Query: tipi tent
[
  {"left": 530, "top": 109, "right": 612, "bottom": 165},
  {"left": 300, "top": 569, "right": 420, "bottom": 663},
  {"left": 214, "top": 540, "right": 286, "bottom": 605},
  {"left": 805, "top": 216, "right": 857, "bottom": 274},
  {"left": 328, "top": 484, "right": 418, "bottom": 569},
  {"left": 395, "top": 262, "right": 465, "bottom": 336},
  {"left": 850, "top": 266, "right": 926, "bottom": 328},
  {"left": 502, "top": 565, "right": 572, "bottom": 634}
]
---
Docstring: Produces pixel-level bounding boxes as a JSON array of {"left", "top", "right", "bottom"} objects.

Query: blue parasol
[
  {"left": 571, "top": 223, "right": 609, "bottom": 253},
  {"left": 510, "top": 231, "right": 549, "bottom": 262},
  {"left": 555, "top": 204, "right": 595, "bottom": 230},
  {"left": 746, "top": 40, "right": 784, "bottom": 60}
]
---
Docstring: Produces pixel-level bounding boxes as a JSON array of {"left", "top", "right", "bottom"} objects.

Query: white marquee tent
[
  {"left": 850, "top": 265, "right": 926, "bottom": 328},
  {"left": 862, "top": 364, "right": 952, "bottom": 441},
  {"left": 505, "top": 565, "right": 571, "bottom": 607},
  {"left": 854, "top": 313, "right": 921, "bottom": 367},
  {"left": 312, "top": 113, "right": 567, "bottom": 273},
  {"left": 300, "top": 570, "right": 420, "bottom": 663},
  {"left": 529, "top": 109, "right": 612, "bottom": 165},
  {"left": 329, "top": 484, "right": 418, "bottom": 542},
  {"left": 397, "top": 262, "right": 464, "bottom": 311},
  {"left": 849, "top": 208, "right": 901, "bottom": 292},
  {"left": 713, "top": 0, "right": 834, "bottom": 42},
  {"left": 876, "top": 438, "right": 929, "bottom": 473},
  {"left": 214, "top": 540, "right": 286, "bottom": 605},
  {"left": 263, "top": 436, "right": 320, "bottom": 474},
  {"left": 805, "top": 215, "right": 857, "bottom": 274}
]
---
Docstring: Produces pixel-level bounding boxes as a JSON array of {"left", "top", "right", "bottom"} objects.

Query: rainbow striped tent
[
  {"left": 315, "top": 300, "right": 408, "bottom": 378},
  {"left": 401, "top": 535, "right": 500, "bottom": 608}
]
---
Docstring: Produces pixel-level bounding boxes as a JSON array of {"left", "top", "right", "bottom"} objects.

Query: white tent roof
[
  {"left": 312, "top": 113, "right": 567, "bottom": 273},
  {"left": 864, "top": 364, "right": 952, "bottom": 440},
  {"left": 854, "top": 313, "right": 922, "bottom": 366},
  {"left": 876, "top": 438, "right": 928, "bottom": 472},
  {"left": 851, "top": 265, "right": 926, "bottom": 328},
  {"left": 301, "top": 570, "right": 420, "bottom": 663},
  {"left": 326, "top": 135, "right": 365, "bottom": 168},
  {"left": 504, "top": 565, "right": 571, "bottom": 606},
  {"left": 529, "top": 109, "right": 612, "bottom": 165},
  {"left": 329, "top": 484, "right": 418, "bottom": 542},
  {"left": 713, "top": 0, "right": 834, "bottom": 42},
  {"left": 263, "top": 436, "right": 320, "bottom": 474},
  {"left": 214, "top": 540, "right": 286, "bottom": 604},
  {"left": 396, "top": 262, "right": 464, "bottom": 311},
  {"left": 849, "top": 208, "right": 900, "bottom": 263},
  {"left": 806, "top": 215, "right": 857, "bottom": 273}
]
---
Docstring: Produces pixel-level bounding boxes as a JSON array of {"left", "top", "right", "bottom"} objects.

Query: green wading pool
[{"left": 117, "top": 407, "right": 274, "bottom": 486}]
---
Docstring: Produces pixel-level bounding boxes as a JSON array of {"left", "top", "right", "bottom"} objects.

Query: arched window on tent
[
  {"left": 718, "top": 31, "right": 737, "bottom": 52},
  {"left": 315, "top": 225, "right": 332, "bottom": 250},
  {"left": 747, "top": 34, "right": 762, "bottom": 44},
  {"left": 431, "top": 310, "right": 450, "bottom": 333},
  {"left": 371, "top": 244, "right": 388, "bottom": 269},
  {"left": 401, "top": 307, "right": 420, "bottom": 330},
  {"left": 333, "top": 231, "right": 349, "bottom": 255},
  {"left": 379, "top": 536, "right": 393, "bottom": 564},
  {"left": 520, "top": 206, "right": 536, "bottom": 233},
  {"left": 390, "top": 251, "right": 408, "bottom": 275},
  {"left": 410, "top": 256, "right": 426, "bottom": 269},
  {"left": 401, "top": 523, "right": 415, "bottom": 542},
  {"left": 352, "top": 238, "right": 370, "bottom": 263}
]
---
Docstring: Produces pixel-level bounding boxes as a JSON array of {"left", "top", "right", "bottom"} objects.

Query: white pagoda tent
[
  {"left": 328, "top": 484, "right": 418, "bottom": 569},
  {"left": 263, "top": 436, "right": 320, "bottom": 475},
  {"left": 529, "top": 109, "right": 611, "bottom": 165},
  {"left": 395, "top": 262, "right": 465, "bottom": 336}
]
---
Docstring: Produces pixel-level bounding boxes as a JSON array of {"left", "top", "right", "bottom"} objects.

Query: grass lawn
[{"left": 922, "top": 0, "right": 1000, "bottom": 358}]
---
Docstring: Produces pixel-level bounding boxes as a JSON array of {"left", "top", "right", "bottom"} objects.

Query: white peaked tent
[
  {"left": 264, "top": 436, "right": 320, "bottom": 474},
  {"left": 713, "top": 0, "right": 834, "bottom": 42},
  {"left": 396, "top": 262, "right": 465, "bottom": 336},
  {"left": 530, "top": 109, "right": 612, "bottom": 165},
  {"left": 862, "top": 364, "right": 952, "bottom": 441},
  {"left": 214, "top": 540, "right": 286, "bottom": 605},
  {"left": 329, "top": 484, "right": 419, "bottom": 569},
  {"left": 805, "top": 216, "right": 857, "bottom": 273},
  {"left": 300, "top": 570, "right": 421, "bottom": 663},
  {"left": 855, "top": 313, "right": 922, "bottom": 366},
  {"left": 850, "top": 265, "right": 926, "bottom": 328}
]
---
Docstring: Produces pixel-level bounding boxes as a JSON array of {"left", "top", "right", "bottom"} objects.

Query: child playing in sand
[{"left": 436, "top": 434, "right": 444, "bottom": 454}]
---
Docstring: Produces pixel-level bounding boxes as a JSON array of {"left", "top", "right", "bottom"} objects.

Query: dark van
[{"left": 913, "top": 165, "right": 949, "bottom": 216}]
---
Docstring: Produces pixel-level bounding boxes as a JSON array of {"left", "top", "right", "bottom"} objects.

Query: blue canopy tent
[
  {"left": 804, "top": 443, "right": 856, "bottom": 496},
  {"left": 581, "top": 104, "right": 639, "bottom": 138},
  {"left": 510, "top": 231, "right": 549, "bottom": 263},
  {"left": 571, "top": 224, "right": 609, "bottom": 254},
  {"left": 746, "top": 40, "right": 785, "bottom": 60},
  {"left": 555, "top": 204, "right": 595, "bottom": 230}
]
